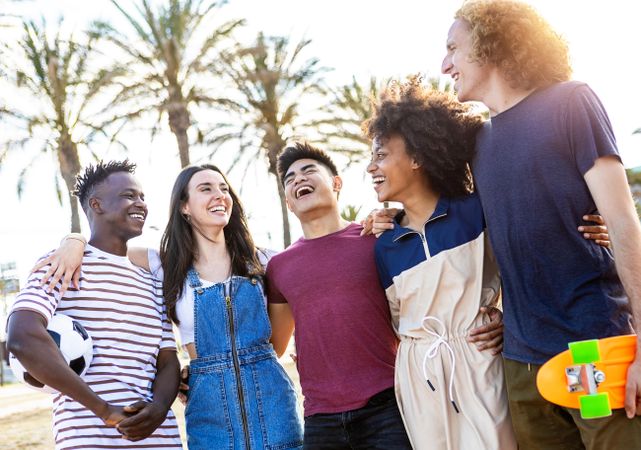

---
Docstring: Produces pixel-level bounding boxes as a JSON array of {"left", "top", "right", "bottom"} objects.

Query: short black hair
[
  {"left": 277, "top": 142, "right": 338, "bottom": 185},
  {"left": 74, "top": 160, "right": 137, "bottom": 212}
]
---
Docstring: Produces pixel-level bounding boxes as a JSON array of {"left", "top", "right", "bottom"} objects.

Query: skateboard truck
[
  {"left": 537, "top": 335, "right": 637, "bottom": 419},
  {"left": 565, "top": 364, "right": 606, "bottom": 394}
]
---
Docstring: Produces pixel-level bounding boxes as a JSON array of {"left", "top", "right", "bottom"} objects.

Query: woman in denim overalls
[{"left": 160, "top": 164, "right": 303, "bottom": 449}]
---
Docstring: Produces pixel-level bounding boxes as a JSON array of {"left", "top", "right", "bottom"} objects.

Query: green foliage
[
  {"left": 626, "top": 168, "right": 641, "bottom": 185},
  {"left": 204, "top": 32, "right": 333, "bottom": 246},
  {"left": 91, "top": 0, "right": 244, "bottom": 166},
  {"left": 626, "top": 168, "right": 641, "bottom": 220},
  {"left": 206, "top": 32, "right": 329, "bottom": 169},
  {"left": 314, "top": 74, "right": 459, "bottom": 163},
  {"left": 312, "top": 76, "right": 384, "bottom": 162},
  {"left": 0, "top": 18, "right": 123, "bottom": 231},
  {"left": 340, "top": 204, "right": 362, "bottom": 222}
]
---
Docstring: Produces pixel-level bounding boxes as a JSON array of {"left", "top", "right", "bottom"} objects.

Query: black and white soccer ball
[{"left": 9, "top": 313, "right": 93, "bottom": 394}]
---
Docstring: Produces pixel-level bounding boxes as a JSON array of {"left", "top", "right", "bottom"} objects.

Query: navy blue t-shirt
[{"left": 473, "top": 81, "right": 632, "bottom": 364}]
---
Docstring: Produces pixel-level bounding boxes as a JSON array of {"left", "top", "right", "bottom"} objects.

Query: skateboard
[{"left": 536, "top": 334, "right": 637, "bottom": 419}]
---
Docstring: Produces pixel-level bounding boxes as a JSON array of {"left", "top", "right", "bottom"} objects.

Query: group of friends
[{"left": 6, "top": 1, "right": 641, "bottom": 449}]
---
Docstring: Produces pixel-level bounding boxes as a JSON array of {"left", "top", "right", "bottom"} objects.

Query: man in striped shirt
[{"left": 7, "top": 160, "right": 183, "bottom": 449}]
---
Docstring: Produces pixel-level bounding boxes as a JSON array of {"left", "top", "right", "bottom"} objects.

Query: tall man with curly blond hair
[{"left": 441, "top": 0, "right": 641, "bottom": 448}]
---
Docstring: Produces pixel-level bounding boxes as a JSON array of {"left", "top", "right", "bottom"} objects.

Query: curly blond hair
[{"left": 456, "top": 0, "right": 571, "bottom": 90}]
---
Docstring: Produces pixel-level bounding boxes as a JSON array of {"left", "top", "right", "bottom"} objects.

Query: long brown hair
[{"left": 159, "top": 164, "right": 263, "bottom": 323}]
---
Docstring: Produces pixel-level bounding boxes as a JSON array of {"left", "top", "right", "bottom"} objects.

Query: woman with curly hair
[
  {"left": 441, "top": 1, "right": 641, "bottom": 449},
  {"left": 364, "top": 76, "right": 517, "bottom": 450}
]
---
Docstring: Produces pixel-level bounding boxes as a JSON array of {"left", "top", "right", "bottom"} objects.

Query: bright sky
[{"left": 1, "top": 0, "right": 640, "bottom": 296}]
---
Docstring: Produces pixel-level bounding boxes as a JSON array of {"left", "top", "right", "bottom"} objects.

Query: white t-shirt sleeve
[
  {"left": 148, "top": 248, "right": 163, "bottom": 279},
  {"left": 175, "top": 281, "right": 196, "bottom": 347},
  {"left": 257, "top": 248, "right": 278, "bottom": 268}
]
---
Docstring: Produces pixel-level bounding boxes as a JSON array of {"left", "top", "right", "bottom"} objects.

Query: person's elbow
[
  {"left": 274, "top": 346, "right": 287, "bottom": 359},
  {"left": 271, "top": 339, "right": 287, "bottom": 359},
  {"left": 7, "top": 322, "right": 32, "bottom": 359},
  {"left": 6, "top": 311, "right": 46, "bottom": 359}
]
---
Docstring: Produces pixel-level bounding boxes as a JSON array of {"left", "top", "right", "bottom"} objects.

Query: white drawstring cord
[{"left": 421, "top": 316, "right": 459, "bottom": 413}]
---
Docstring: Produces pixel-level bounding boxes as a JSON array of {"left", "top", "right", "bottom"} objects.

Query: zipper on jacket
[
  {"left": 418, "top": 232, "right": 430, "bottom": 259},
  {"left": 225, "top": 281, "right": 252, "bottom": 449}
]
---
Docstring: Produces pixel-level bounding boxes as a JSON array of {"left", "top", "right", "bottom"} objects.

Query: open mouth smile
[
  {"left": 128, "top": 212, "right": 146, "bottom": 222},
  {"left": 295, "top": 185, "right": 314, "bottom": 199}
]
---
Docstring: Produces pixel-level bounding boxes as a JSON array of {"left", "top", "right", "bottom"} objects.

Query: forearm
[
  {"left": 7, "top": 313, "right": 108, "bottom": 417},
  {"left": 584, "top": 158, "right": 641, "bottom": 343},
  {"left": 268, "top": 304, "right": 295, "bottom": 358},
  {"left": 610, "top": 217, "right": 641, "bottom": 340},
  {"left": 151, "top": 349, "right": 180, "bottom": 410}
]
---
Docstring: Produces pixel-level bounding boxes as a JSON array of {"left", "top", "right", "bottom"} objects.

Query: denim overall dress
[{"left": 184, "top": 269, "right": 303, "bottom": 450}]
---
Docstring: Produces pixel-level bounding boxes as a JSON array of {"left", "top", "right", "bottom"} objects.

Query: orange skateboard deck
[{"left": 536, "top": 334, "right": 636, "bottom": 419}]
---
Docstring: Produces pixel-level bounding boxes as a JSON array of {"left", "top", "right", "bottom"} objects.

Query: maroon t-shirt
[{"left": 266, "top": 223, "right": 398, "bottom": 416}]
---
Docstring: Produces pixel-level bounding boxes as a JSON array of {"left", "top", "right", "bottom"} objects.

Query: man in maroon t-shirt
[{"left": 267, "top": 141, "right": 502, "bottom": 449}]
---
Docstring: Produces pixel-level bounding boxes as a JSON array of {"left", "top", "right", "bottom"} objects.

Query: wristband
[{"left": 63, "top": 234, "right": 87, "bottom": 246}]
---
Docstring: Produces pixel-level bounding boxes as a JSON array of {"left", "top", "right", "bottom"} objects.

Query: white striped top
[{"left": 11, "top": 245, "right": 183, "bottom": 449}]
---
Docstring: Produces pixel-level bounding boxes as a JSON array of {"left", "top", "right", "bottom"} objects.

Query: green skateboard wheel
[
  {"left": 579, "top": 393, "right": 612, "bottom": 419},
  {"left": 569, "top": 339, "right": 600, "bottom": 364}
]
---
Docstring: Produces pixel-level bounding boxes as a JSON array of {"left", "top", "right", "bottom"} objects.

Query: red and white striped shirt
[{"left": 11, "top": 245, "right": 183, "bottom": 449}]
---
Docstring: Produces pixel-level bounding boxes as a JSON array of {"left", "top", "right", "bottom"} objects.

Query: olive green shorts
[{"left": 503, "top": 357, "right": 641, "bottom": 450}]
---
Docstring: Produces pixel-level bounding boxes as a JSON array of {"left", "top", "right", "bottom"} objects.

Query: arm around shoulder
[{"left": 31, "top": 233, "right": 87, "bottom": 296}]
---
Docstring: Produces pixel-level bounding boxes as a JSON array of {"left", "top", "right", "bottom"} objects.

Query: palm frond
[
  {"left": 185, "top": 18, "right": 244, "bottom": 77},
  {"left": 110, "top": 0, "right": 154, "bottom": 45}
]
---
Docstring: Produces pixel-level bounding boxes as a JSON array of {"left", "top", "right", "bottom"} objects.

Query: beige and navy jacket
[{"left": 374, "top": 193, "right": 516, "bottom": 450}]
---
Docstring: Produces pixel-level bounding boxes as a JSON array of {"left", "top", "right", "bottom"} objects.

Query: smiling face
[
  {"left": 91, "top": 171, "right": 147, "bottom": 240},
  {"left": 283, "top": 158, "right": 341, "bottom": 219},
  {"left": 181, "top": 169, "right": 233, "bottom": 231},
  {"left": 441, "top": 19, "right": 492, "bottom": 103},
  {"left": 367, "top": 134, "right": 423, "bottom": 204}
]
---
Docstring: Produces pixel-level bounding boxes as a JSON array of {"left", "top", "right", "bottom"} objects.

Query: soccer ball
[{"left": 9, "top": 313, "right": 93, "bottom": 394}]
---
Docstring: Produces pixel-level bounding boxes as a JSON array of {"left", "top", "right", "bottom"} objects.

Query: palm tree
[
  {"left": 316, "top": 74, "right": 455, "bottom": 163},
  {"left": 0, "top": 19, "right": 122, "bottom": 231},
  {"left": 204, "top": 33, "right": 332, "bottom": 247},
  {"left": 340, "top": 204, "right": 362, "bottom": 222},
  {"left": 90, "top": 0, "right": 243, "bottom": 168},
  {"left": 315, "top": 76, "right": 384, "bottom": 162}
]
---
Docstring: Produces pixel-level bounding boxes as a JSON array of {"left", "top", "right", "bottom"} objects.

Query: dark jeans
[{"left": 303, "top": 387, "right": 412, "bottom": 450}]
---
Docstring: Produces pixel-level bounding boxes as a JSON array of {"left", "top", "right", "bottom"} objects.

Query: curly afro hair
[
  {"left": 74, "top": 160, "right": 137, "bottom": 212},
  {"left": 362, "top": 75, "right": 484, "bottom": 198},
  {"left": 455, "top": 0, "right": 571, "bottom": 90}
]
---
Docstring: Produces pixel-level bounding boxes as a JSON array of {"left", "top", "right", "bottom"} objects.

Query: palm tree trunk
[
  {"left": 168, "top": 107, "right": 191, "bottom": 168},
  {"left": 276, "top": 177, "right": 291, "bottom": 248},
  {"left": 67, "top": 190, "right": 81, "bottom": 232},
  {"left": 170, "top": 118, "right": 191, "bottom": 168},
  {"left": 57, "top": 135, "right": 82, "bottom": 232},
  {"left": 167, "top": 87, "right": 191, "bottom": 168},
  {"left": 267, "top": 143, "right": 291, "bottom": 248}
]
